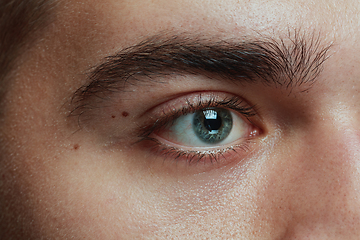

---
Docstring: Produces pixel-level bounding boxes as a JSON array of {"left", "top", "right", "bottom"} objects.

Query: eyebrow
[{"left": 71, "top": 32, "right": 331, "bottom": 112}]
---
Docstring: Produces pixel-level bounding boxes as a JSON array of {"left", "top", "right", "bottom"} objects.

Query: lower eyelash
[{"left": 139, "top": 136, "right": 254, "bottom": 165}]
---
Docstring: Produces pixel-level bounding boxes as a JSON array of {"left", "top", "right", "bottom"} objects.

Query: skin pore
[{"left": 2, "top": 0, "right": 360, "bottom": 239}]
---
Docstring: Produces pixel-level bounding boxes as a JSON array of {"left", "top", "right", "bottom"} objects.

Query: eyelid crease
[{"left": 139, "top": 91, "right": 257, "bottom": 118}]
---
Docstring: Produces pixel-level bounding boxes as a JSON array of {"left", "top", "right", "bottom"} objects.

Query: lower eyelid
[{"left": 138, "top": 136, "right": 257, "bottom": 167}]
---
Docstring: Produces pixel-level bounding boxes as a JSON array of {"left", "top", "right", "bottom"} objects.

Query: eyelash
[{"left": 136, "top": 94, "right": 259, "bottom": 165}]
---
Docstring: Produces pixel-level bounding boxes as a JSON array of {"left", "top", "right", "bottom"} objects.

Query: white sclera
[{"left": 158, "top": 110, "right": 250, "bottom": 148}]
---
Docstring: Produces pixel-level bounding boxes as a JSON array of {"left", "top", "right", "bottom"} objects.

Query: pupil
[
  {"left": 193, "top": 108, "right": 232, "bottom": 144},
  {"left": 203, "top": 110, "right": 222, "bottom": 131}
]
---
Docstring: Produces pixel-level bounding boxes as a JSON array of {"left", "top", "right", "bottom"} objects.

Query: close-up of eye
[
  {"left": 5, "top": 0, "right": 360, "bottom": 239},
  {"left": 158, "top": 107, "right": 241, "bottom": 146},
  {"left": 137, "top": 92, "right": 262, "bottom": 164}
]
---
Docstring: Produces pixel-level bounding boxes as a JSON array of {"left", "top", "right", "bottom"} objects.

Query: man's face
[{"left": 2, "top": 0, "right": 360, "bottom": 239}]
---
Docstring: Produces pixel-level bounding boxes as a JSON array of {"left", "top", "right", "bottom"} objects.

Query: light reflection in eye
[{"left": 192, "top": 108, "right": 233, "bottom": 143}]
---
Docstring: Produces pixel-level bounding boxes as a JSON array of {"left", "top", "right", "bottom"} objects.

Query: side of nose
[
  {"left": 278, "top": 118, "right": 360, "bottom": 239},
  {"left": 247, "top": 102, "right": 360, "bottom": 240}
]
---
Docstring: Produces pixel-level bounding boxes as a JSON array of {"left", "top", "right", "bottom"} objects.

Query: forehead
[
  {"left": 45, "top": 0, "right": 359, "bottom": 82},
  {"left": 56, "top": 0, "right": 357, "bottom": 41},
  {"left": 44, "top": 0, "right": 359, "bottom": 94}
]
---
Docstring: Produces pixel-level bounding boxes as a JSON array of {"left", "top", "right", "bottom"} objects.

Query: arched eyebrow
[{"left": 71, "top": 32, "right": 331, "bottom": 111}]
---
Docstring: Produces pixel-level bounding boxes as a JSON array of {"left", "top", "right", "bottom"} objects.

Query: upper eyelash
[{"left": 137, "top": 95, "right": 257, "bottom": 139}]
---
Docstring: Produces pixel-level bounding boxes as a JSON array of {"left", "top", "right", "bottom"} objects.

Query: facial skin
[{"left": 1, "top": 0, "right": 360, "bottom": 239}]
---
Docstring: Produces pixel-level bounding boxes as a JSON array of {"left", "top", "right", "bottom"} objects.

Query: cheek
[
  {"left": 0, "top": 123, "right": 275, "bottom": 239},
  {"left": 1, "top": 144, "right": 165, "bottom": 238}
]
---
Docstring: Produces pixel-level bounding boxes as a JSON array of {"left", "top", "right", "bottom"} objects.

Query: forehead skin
[{"left": 2, "top": 0, "right": 360, "bottom": 239}]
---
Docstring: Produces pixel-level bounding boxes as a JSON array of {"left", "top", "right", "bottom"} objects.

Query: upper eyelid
[
  {"left": 142, "top": 92, "right": 256, "bottom": 119},
  {"left": 137, "top": 92, "right": 259, "bottom": 138}
]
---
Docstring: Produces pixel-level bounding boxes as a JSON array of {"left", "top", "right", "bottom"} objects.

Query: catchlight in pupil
[
  {"left": 203, "top": 109, "right": 222, "bottom": 133},
  {"left": 193, "top": 108, "right": 233, "bottom": 144}
]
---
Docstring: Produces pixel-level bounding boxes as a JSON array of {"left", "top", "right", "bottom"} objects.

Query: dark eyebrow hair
[{"left": 71, "top": 32, "right": 331, "bottom": 114}]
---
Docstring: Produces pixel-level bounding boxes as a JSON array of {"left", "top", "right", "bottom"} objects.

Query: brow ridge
[{"left": 71, "top": 32, "right": 332, "bottom": 113}]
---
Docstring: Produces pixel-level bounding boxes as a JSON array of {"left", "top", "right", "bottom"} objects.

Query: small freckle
[
  {"left": 111, "top": 115, "right": 116, "bottom": 119},
  {"left": 122, "top": 111, "right": 129, "bottom": 117},
  {"left": 73, "top": 144, "right": 80, "bottom": 150}
]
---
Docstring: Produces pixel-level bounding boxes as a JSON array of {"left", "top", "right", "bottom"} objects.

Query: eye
[
  {"left": 155, "top": 107, "right": 252, "bottom": 148},
  {"left": 138, "top": 92, "right": 262, "bottom": 164}
]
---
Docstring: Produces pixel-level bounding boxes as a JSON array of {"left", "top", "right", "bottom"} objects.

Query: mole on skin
[{"left": 122, "top": 111, "right": 129, "bottom": 117}]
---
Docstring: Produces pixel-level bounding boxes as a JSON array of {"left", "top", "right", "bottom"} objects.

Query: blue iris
[{"left": 192, "top": 108, "right": 233, "bottom": 144}]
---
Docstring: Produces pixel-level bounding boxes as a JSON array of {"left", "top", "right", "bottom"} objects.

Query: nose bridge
[
  {"left": 304, "top": 105, "right": 360, "bottom": 187},
  {"left": 280, "top": 109, "right": 360, "bottom": 238}
]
